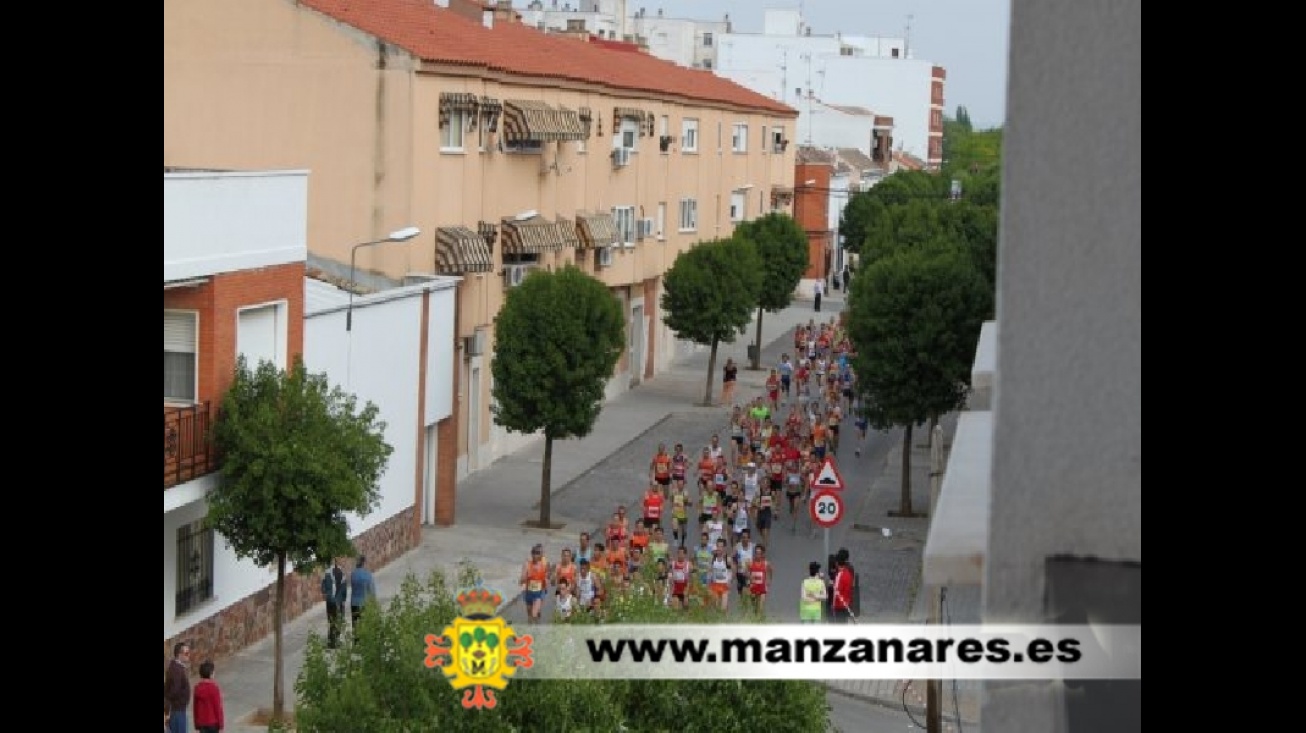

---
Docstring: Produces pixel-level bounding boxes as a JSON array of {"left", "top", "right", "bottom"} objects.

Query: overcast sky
[{"left": 639, "top": 0, "right": 1011, "bottom": 129}]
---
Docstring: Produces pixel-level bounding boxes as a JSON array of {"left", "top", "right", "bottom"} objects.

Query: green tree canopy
[
  {"left": 733, "top": 212, "right": 808, "bottom": 369},
  {"left": 491, "top": 264, "right": 626, "bottom": 527},
  {"left": 660, "top": 237, "right": 763, "bottom": 404},
  {"left": 846, "top": 246, "right": 992, "bottom": 515},
  {"left": 295, "top": 565, "right": 830, "bottom": 732},
  {"left": 210, "top": 355, "right": 392, "bottom": 720}
]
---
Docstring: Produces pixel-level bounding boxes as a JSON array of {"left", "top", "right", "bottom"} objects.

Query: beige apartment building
[{"left": 164, "top": 0, "right": 798, "bottom": 518}]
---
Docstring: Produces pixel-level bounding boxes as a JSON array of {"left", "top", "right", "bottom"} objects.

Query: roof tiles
[{"left": 301, "top": 0, "right": 796, "bottom": 116}]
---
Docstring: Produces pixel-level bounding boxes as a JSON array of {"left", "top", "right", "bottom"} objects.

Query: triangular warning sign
[{"left": 812, "top": 458, "right": 845, "bottom": 491}]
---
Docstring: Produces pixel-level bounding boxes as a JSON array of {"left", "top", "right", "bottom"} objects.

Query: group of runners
[{"left": 518, "top": 317, "right": 862, "bottom": 624}]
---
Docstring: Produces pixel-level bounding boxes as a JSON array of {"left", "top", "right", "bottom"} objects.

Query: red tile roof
[{"left": 301, "top": 0, "right": 796, "bottom": 116}]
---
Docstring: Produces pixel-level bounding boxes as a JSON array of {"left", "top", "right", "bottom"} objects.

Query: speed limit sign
[{"left": 810, "top": 489, "right": 845, "bottom": 529}]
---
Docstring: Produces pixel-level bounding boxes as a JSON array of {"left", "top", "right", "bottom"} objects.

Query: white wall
[
  {"left": 164, "top": 497, "right": 275, "bottom": 640},
  {"left": 810, "top": 110, "right": 876, "bottom": 151},
  {"left": 424, "top": 286, "right": 456, "bottom": 425},
  {"left": 164, "top": 170, "right": 308, "bottom": 282},
  {"left": 717, "top": 34, "right": 935, "bottom": 158}
]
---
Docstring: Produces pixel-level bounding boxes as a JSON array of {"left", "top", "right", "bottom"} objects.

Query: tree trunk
[
  {"left": 704, "top": 337, "right": 720, "bottom": 406},
  {"left": 751, "top": 307, "right": 765, "bottom": 370},
  {"left": 539, "top": 435, "right": 554, "bottom": 527},
  {"left": 899, "top": 424, "right": 914, "bottom": 516},
  {"left": 272, "top": 553, "right": 286, "bottom": 722}
]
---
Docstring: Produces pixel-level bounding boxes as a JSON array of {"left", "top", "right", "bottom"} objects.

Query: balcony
[{"left": 164, "top": 403, "right": 217, "bottom": 490}]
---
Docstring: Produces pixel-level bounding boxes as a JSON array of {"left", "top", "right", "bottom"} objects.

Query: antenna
[
  {"left": 778, "top": 47, "right": 789, "bottom": 105},
  {"left": 904, "top": 14, "right": 913, "bottom": 59},
  {"left": 801, "top": 52, "right": 814, "bottom": 144}
]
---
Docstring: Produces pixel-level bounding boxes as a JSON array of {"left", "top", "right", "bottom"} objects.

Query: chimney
[{"left": 492, "top": 0, "right": 516, "bottom": 23}]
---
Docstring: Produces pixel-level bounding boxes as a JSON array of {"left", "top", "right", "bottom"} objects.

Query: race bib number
[{"left": 527, "top": 580, "right": 543, "bottom": 592}]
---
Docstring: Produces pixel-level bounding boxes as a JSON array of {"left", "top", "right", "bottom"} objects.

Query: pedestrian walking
[
  {"left": 813, "top": 280, "right": 824, "bottom": 312},
  {"left": 322, "top": 558, "right": 347, "bottom": 648},
  {"left": 192, "top": 659, "right": 226, "bottom": 733},
  {"left": 163, "top": 642, "right": 191, "bottom": 733},
  {"left": 349, "top": 555, "right": 377, "bottom": 631}
]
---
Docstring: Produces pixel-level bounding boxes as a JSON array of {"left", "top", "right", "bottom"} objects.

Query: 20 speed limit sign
[{"left": 810, "top": 489, "right": 845, "bottom": 529}]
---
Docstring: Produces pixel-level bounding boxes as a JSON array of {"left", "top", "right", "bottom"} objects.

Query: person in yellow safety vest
[{"left": 799, "top": 561, "right": 827, "bottom": 623}]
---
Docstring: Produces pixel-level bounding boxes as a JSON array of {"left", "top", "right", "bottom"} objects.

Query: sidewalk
[{"left": 219, "top": 294, "right": 846, "bottom": 730}]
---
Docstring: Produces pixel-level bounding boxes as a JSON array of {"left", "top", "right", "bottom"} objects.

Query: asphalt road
[
  {"left": 827, "top": 688, "right": 930, "bottom": 732},
  {"left": 502, "top": 414, "right": 898, "bottom": 626}
]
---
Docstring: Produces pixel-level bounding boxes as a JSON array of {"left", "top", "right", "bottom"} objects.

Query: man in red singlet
[
  {"left": 747, "top": 544, "right": 774, "bottom": 617},
  {"left": 642, "top": 483, "right": 664, "bottom": 531},
  {"left": 668, "top": 546, "right": 693, "bottom": 610}
]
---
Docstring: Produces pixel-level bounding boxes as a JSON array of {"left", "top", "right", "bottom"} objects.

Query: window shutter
[{"left": 164, "top": 311, "right": 197, "bottom": 353}]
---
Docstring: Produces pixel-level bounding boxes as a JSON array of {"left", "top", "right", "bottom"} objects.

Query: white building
[
  {"left": 164, "top": 168, "right": 460, "bottom": 663},
  {"left": 716, "top": 9, "right": 944, "bottom": 168}
]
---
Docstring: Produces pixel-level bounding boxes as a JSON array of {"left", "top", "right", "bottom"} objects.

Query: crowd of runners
[{"left": 519, "top": 317, "right": 864, "bottom": 624}]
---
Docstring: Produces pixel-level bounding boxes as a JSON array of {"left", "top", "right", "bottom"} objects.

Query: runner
[
  {"left": 555, "top": 547, "right": 577, "bottom": 591},
  {"left": 785, "top": 455, "right": 806, "bottom": 529},
  {"left": 554, "top": 578, "right": 576, "bottom": 621},
  {"left": 575, "top": 559, "right": 602, "bottom": 614},
  {"left": 694, "top": 532, "right": 714, "bottom": 587},
  {"left": 709, "top": 540, "right": 735, "bottom": 612},
  {"left": 747, "top": 545, "right": 774, "bottom": 618},
  {"left": 755, "top": 482, "right": 776, "bottom": 548},
  {"left": 669, "top": 546, "right": 693, "bottom": 610},
  {"left": 765, "top": 368, "right": 781, "bottom": 412},
  {"left": 669, "top": 480, "right": 692, "bottom": 547},
  {"left": 642, "top": 482, "right": 664, "bottom": 532},
  {"left": 704, "top": 506, "right": 726, "bottom": 550},
  {"left": 648, "top": 526, "right": 670, "bottom": 566},
  {"left": 799, "top": 561, "right": 827, "bottom": 623},
  {"left": 650, "top": 443, "right": 673, "bottom": 489},
  {"left": 519, "top": 544, "right": 550, "bottom": 625},
  {"left": 778, "top": 353, "right": 794, "bottom": 401},
  {"left": 699, "top": 479, "right": 720, "bottom": 528},
  {"left": 671, "top": 443, "right": 689, "bottom": 492},
  {"left": 576, "top": 532, "right": 593, "bottom": 564},
  {"left": 741, "top": 462, "right": 761, "bottom": 504},
  {"left": 733, "top": 530, "right": 756, "bottom": 595}
]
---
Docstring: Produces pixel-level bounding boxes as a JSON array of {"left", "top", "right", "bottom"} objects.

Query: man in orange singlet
[
  {"left": 650, "top": 443, "right": 673, "bottom": 489},
  {"left": 519, "top": 544, "right": 551, "bottom": 624}
]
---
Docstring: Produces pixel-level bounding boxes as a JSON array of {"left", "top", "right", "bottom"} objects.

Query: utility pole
[{"left": 926, "top": 422, "right": 945, "bottom": 733}]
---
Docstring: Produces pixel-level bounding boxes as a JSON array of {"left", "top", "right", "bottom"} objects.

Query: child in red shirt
[{"left": 193, "top": 660, "right": 225, "bottom": 733}]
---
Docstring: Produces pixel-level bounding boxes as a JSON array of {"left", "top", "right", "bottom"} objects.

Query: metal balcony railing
[{"left": 163, "top": 402, "right": 217, "bottom": 490}]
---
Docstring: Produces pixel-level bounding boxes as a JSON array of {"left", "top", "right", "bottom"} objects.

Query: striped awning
[
  {"left": 771, "top": 186, "right": 795, "bottom": 206},
  {"left": 556, "top": 217, "right": 582, "bottom": 249},
  {"left": 501, "top": 216, "right": 565, "bottom": 255},
  {"left": 435, "top": 226, "right": 494, "bottom": 274},
  {"left": 613, "top": 106, "right": 653, "bottom": 136},
  {"left": 502, "top": 100, "right": 587, "bottom": 143},
  {"left": 439, "top": 92, "right": 479, "bottom": 128},
  {"left": 575, "top": 212, "right": 619, "bottom": 249},
  {"left": 479, "top": 96, "right": 503, "bottom": 133}
]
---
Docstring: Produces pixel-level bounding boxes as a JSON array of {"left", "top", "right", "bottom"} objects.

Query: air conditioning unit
[
  {"left": 463, "top": 328, "right": 486, "bottom": 356},
  {"left": 597, "top": 246, "right": 614, "bottom": 268},
  {"left": 637, "top": 217, "right": 655, "bottom": 239},
  {"left": 659, "top": 135, "right": 673, "bottom": 152},
  {"left": 610, "top": 146, "right": 632, "bottom": 168},
  {"left": 504, "top": 264, "right": 533, "bottom": 287}
]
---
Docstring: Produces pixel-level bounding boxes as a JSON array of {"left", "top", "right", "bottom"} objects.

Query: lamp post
[{"left": 346, "top": 226, "right": 421, "bottom": 331}]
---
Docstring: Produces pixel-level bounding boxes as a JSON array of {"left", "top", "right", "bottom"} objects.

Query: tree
[
  {"left": 209, "top": 356, "right": 392, "bottom": 723},
  {"left": 846, "top": 246, "right": 992, "bottom": 517},
  {"left": 733, "top": 212, "right": 808, "bottom": 370},
  {"left": 661, "top": 238, "right": 763, "bottom": 405},
  {"left": 839, "top": 171, "right": 949, "bottom": 256},
  {"left": 296, "top": 564, "right": 831, "bottom": 732},
  {"left": 954, "top": 105, "right": 973, "bottom": 131},
  {"left": 491, "top": 264, "right": 625, "bottom": 528}
]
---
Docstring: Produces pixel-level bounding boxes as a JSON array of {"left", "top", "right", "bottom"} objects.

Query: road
[
  {"left": 828, "top": 689, "right": 931, "bottom": 732},
  {"left": 502, "top": 413, "right": 899, "bottom": 626}
]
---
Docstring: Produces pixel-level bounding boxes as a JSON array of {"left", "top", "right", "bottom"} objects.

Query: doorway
[
  {"left": 468, "top": 365, "right": 481, "bottom": 471},
  {"left": 630, "top": 304, "right": 644, "bottom": 387},
  {"left": 422, "top": 424, "right": 437, "bottom": 524}
]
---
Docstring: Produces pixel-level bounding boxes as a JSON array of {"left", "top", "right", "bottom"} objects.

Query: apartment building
[{"left": 164, "top": 0, "right": 797, "bottom": 503}]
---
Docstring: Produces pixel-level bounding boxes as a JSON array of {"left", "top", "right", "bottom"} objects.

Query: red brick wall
[
  {"left": 162, "top": 507, "right": 419, "bottom": 668},
  {"left": 794, "top": 164, "right": 832, "bottom": 279},
  {"left": 436, "top": 416, "right": 457, "bottom": 525},
  {"left": 163, "top": 262, "right": 306, "bottom": 409}
]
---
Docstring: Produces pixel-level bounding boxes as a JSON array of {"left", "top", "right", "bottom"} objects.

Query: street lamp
[{"left": 346, "top": 226, "right": 421, "bottom": 331}]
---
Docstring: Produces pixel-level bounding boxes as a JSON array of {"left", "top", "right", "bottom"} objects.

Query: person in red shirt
[
  {"left": 668, "top": 546, "right": 693, "bottom": 610},
  {"left": 650, "top": 444, "right": 673, "bottom": 488},
  {"left": 765, "top": 369, "right": 781, "bottom": 411},
  {"left": 830, "top": 549, "right": 856, "bottom": 623},
  {"left": 747, "top": 545, "right": 775, "bottom": 617},
  {"left": 642, "top": 483, "right": 664, "bottom": 531},
  {"left": 192, "top": 660, "right": 225, "bottom": 733}
]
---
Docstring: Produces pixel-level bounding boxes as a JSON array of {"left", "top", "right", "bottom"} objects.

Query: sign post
[{"left": 810, "top": 489, "right": 845, "bottom": 571}]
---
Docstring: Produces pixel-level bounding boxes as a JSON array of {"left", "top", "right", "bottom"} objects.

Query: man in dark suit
[{"left": 322, "top": 558, "right": 347, "bottom": 648}]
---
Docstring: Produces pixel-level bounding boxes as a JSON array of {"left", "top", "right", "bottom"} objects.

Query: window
[
  {"left": 237, "top": 302, "right": 286, "bottom": 372},
  {"left": 931, "top": 110, "right": 943, "bottom": 128},
  {"left": 656, "top": 202, "right": 666, "bottom": 239},
  {"left": 678, "top": 198, "right": 698, "bottom": 231},
  {"left": 164, "top": 310, "right": 198, "bottom": 403},
  {"left": 730, "top": 191, "right": 746, "bottom": 222},
  {"left": 703, "top": 32, "right": 714, "bottom": 47},
  {"left": 613, "top": 205, "right": 636, "bottom": 245},
  {"left": 717, "top": 121, "right": 723, "bottom": 152},
  {"left": 731, "top": 123, "right": 748, "bottom": 153},
  {"left": 772, "top": 127, "right": 786, "bottom": 153},
  {"left": 761, "top": 126, "right": 768, "bottom": 153},
  {"left": 659, "top": 115, "right": 669, "bottom": 138},
  {"left": 503, "top": 139, "right": 544, "bottom": 154},
  {"left": 175, "top": 518, "right": 215, "bottom": 616},
  {"left": 703, "top": 59, "right": 713, "bottom": 70},
  {"left": 615, "top": 119, "right": 638, "bottom": 151},
  {"left": 681, "top": 118, "right": 699, "bottom": 152},
  {"left": 441, "top": 111, "right": 470, "bottom": 151}
]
